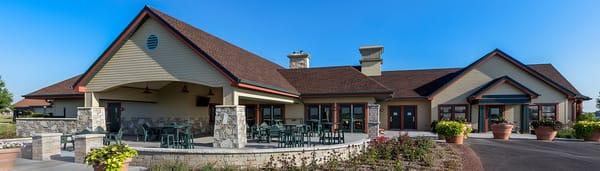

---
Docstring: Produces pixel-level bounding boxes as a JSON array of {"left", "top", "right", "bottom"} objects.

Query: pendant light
[
  {"left": 143, "top": 83, "right": 151, "bottom": 94},
  {"left": 181, "top": 84, "right": 190, "bottom": 93},
  {"left": 207, "top": 88, "right": 215, "bottom": 96}
]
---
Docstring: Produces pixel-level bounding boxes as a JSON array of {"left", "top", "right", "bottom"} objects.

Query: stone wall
[
  {"left": 0, "top": 138, "right": 33, "bottom": 159},
  {"left": 130, "top": 138, "right": 369, "bottom": 168},
  {"left": 15, "top": 107, "right": 105, "bottom": 137},
  {"left": 120, "top": 116, "right": 212, "bottom": 136},
  {"left": 15, "top": 118, "right": 78, "bottom": 137}
]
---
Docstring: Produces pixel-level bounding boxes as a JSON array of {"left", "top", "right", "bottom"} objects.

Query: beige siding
[
  {"left": 380, "top": 100, "right": 431, "bottom": 131},
  {"left": 86, "top": 18, "right": 229, "bottom": 92},
  {"left": 483, "top": 83, "right": 526, "bottom": 95},
  {"left": 431, "top": 54, "right": 570, "bottom": 124},
  {"left": 49, "top": 99, "right": 84, "bottom": 118}
]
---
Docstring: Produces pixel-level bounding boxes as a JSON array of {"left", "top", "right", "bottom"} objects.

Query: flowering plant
[{"left": 0, "top": 142, "right": 23, "bottom": 149}]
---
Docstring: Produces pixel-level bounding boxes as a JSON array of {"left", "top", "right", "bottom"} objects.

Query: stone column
[
  {"left": 213, "top": 105, "right": 246, "bottom": 148},
  {"left": 74, "top": 134, "right": 105, "bottom": 163},
  {"left": 31, "top": 133, "right": 62, "bottom": 160},
  {"left": 77, "top": 107, "right": 106, "bottom": 132},
  {"left": 367, "top": 104, "right": 381, "bottom": 138}
]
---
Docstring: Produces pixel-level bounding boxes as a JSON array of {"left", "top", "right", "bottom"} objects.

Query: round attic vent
[{"left": 146, "top": 35, "right": 159, "bottom": 50}]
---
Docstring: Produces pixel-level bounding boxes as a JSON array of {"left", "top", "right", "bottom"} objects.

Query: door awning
[{"left": 468, "top": 76, "right": 539, "bottom": 104}]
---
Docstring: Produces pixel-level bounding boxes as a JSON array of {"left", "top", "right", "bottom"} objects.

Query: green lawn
[
  {"left": 0, "top": 116, "right": 17, "bottom": 139},
  {"left": 0, "top": 116, "right": 12, "bottom": 124}
]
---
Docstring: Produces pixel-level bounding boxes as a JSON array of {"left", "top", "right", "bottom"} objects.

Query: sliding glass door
[
  {"left": 339, "top": 104, "right": 365, "bottom": 133},
  {"left": 306, "top": 104, "right": 333, "bottom": 129},
  {"left": 260, "top": 104, "right": 284, "bottom": 125}
]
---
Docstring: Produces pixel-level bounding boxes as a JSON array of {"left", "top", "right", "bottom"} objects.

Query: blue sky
[{"left": 0, "top": 0, "right": 598, "bottom": 111}]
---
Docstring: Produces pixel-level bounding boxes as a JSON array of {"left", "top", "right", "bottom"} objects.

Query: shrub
[
  {"left": 556, "top": 128, "right": 576, "bottom": 139},
  {"left": 531, "top": 119, "right": 563, "bottom": 130},
  {"left": 573, "top": 121, "right": 600, "bottom": 139},
  {"left": 150, "top": 161, "right": 190, "bottom": 171},
  {"left": 430, "top": 120, "right": 439, "bottom": 133},
  {"left": 84, "top": 144, "right": 138, "bottom": 171},
  {"left": 578, "top": 113, "right": 598, "bottom": 121},
  {"left": 435, "top": 121, "right": 468, "bottom": 137}
]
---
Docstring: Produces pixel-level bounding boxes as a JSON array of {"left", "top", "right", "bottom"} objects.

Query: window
[
  {"left": 528, "top": 104, "right": 557, "bottom": 121},
  {"left": 306, "top": 104, "right": 333, "bottom": 128},
  {"left": 541, "top": 105, "right": 556, "bottom": 120},
  {"left": 260, "top": 104, "right": 284, "bottom": 125},
  {"left": 528, "top": 105, "right": 539, "bottom": 121},
  {"left": 339, "top": 104, "right": 366, "bottom": 133},
  {"left": 438, "top": 105, "right": 469, "bottom": 121}
]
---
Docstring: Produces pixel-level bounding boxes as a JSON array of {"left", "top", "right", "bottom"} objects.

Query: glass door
[
  {"left": 339, "top": 104, "right": 352, "bottom": 132},
  {"left": 486, "top": 105, "right": 504, "bottom": 132},
  {"left": 338, "top": 104, "right": 366, "bottom": 133}
]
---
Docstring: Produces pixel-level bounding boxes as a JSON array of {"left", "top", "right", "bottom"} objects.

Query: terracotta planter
[
  {"left": 491, "top": 123, "right": 513, "bottom": 140},
  {"left": 0, "top": 148, "right": 21, "bottom": 171},
  {"left": 445, "top": 134, "right": 464, "bottom": 144},
  {"left": 583, "top": 130, "right": 600, "bottom": 142},
  {"left": 93, "top": 158, "right": 133, "bottom": 171},
  {"left": 534, "top": 126, "right": 557, "bottom": 141}
]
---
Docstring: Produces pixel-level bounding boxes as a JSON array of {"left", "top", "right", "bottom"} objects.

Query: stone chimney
[
  {"left": 288, "top": 50, "right": 310, "bottom": 69},
  {"left": 359, "top": 45, "right": 383, "bottom": 76}
]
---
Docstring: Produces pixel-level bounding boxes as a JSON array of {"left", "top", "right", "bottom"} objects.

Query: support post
[
  {"left": 213, "top": 105, "right": 246, "bottom": 148},
  {"left": 31, "top": 133, "right": 62, "bottom": 161},
  {"left": 367, "top": 104, "right": 380, "bottom": 138},
  {"left": 74, "top": 134, "right": 105, "bottom": 163},
  {"left": 77, "top": 107, "right": 106, "bottom": 132}
]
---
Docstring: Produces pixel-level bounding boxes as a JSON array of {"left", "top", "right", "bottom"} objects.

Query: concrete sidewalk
[
  {"left": 384, "top": 130, "right": 537, "bottom": 139},
  {"left": 14, "top": 151, "right": 147, "bottom": 171}
]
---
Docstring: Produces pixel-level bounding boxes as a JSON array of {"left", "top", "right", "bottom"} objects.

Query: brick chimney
[
  {"left": 288, "top": 51, "right": 310, "bottom": 69},
  {"left": 359, "top": 45, "right": 383, "bottom": 76}
]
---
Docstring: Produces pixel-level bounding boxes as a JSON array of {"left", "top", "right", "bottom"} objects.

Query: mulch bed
[{"left": 449, "top": 144, "right": 484, "bottom": 171}]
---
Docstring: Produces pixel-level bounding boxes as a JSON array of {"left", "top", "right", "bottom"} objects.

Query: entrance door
[
  {"left": 389, "top": 106, "right": 401, "bottom": 129},
  {"left": 106, "top": 102, "right": 122, "bottom": 132},
  {"left": 403, "top": 106, "right": 417, "bottom": 130},
  {"left": 485, "top": 105, "right": 504, "bottom": 132}
]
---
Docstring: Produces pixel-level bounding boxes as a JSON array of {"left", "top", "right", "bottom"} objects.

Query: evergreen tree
[{"left": 0, "top": 76, "right": 13, "bottom": 111}]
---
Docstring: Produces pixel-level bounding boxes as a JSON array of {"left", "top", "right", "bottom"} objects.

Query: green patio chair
[
  {"left": 257, "top": 126, "right": 271, "bottom": 143},
  {"left": 107, "top": 128, "right": 123, "bottom": 145},
  {"left": 160, "top": 127, "right": 177, "bottom": 148},
  {"left": 332, "top": 129, "right": 345, "bottom": 144},
  {"left": 181, "top": 126, "right": 194, "bottom": 149},
  {"left": 135, "top": 125, "right": 150, "bottom": 142},
  {"left": 60, "top": 134, "right": 74, "bottom": 150}
]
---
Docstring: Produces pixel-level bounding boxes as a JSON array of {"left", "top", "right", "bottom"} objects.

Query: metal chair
[
  {"left": 107, "top": 128, "right": 123, "bottom": 145},
  {"left": 60, "top": 134, "right": 74, "bottom": 150},
  {"left": 136, "top": 125, "right": 150, "bottom": 142}
]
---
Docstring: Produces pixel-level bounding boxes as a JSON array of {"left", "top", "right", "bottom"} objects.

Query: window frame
[
  {"left": 438, "top": 104, "right": 470, "bottom": 121},
  {"left": 529, "top": 103, "right": 558, "bottom": 121}
]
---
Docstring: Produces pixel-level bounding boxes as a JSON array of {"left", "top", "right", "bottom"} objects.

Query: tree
[
  {"left": 0, "top": 76, "right": 12, "bottom": 111},
  {"left": 597, "top": 91, "right": 600, "bottom": 111}
]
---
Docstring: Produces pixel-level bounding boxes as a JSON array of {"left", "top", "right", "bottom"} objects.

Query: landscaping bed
[
  {"left": 148, "top": 134, "right": 462, "bottom": 170},
  {"left": 0, "top": 116, "right": 16, "bottom": 139}
]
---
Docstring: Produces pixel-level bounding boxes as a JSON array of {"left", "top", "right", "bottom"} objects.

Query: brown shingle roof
[
  {"left": 279, "top": 66, "right": 392, "bottom": 96},
  {"left": 374, "top": 64, "right": 585, "bottom": 99},
  {"left": 147, "top": 8, "right": 299, "bottom": 94},
  {"left": 13, "top": 99, "right": 50, "bottom": 108},
  {"left": 23, "top": 75, "right": 83, "bottom": 99}
]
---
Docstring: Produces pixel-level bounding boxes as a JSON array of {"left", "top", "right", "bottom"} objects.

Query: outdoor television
[{"left": 196, "top": 96, "right": 210, "bottom": 107}]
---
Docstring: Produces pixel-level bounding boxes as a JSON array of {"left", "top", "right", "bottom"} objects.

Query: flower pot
[
  {"left": 0, "top": 148, "right": 21, "bottom": 171},
  {"left": 445, "top": 135, "right": 464, "bottom": 144},
  {"left": 583, "top": 130, "right": 600, "bottom": 142},
  {"left": 534, "top": 126, "right": 557, "bottom": 141},
  {"left": 93, "top": 158, "right": 133, "bottom": 171},
  {"left": 491, "top": 123, "right": 513, "bottom": 140}
]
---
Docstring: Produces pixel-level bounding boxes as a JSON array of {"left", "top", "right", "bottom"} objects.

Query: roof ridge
[
  {"left": 383, "top": 67, "right": 462, "bottom": 73},
  {"left": 279, "top": 65, "right": 355, "bottom": 70}
]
